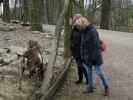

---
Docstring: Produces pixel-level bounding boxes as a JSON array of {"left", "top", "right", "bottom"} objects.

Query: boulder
[
  {"left": 58, "top": 47, "right": 64, "bottom": 56},
  {"left": 7, "top": 46, "right": 27, "bottom": 56},
  {"left": 2, "top": 54, "right": 18, "bottom": 64},
  {"left": 42, "top": 24, "right": 55, "bottom": 33},
  {"left": 0, "top": 65, "right": 18, "bottom": 75},
  {"left": 0, "top": 97, "right": 4, "bottom": 100},
  {"left": 0, "top": 48, "right": 8, "bottom": 55},
  {"left": 11, "top": 20, "right": 20, "bottom": 24},
  {"left": 0, "top": 26, "right": 16, "bottom": 32},
  {"left": 0, "top": 57, "right": 4, "bottom": 64},
  {"left": 31, "top": 31, "right": 41, "bottom": 34}
]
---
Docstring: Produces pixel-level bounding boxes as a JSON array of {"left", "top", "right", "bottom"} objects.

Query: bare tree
[
  {"left": 100, "top": 0, "right": 111, "bottom": 29},
  {"left": 64, "top": 0, "right": 73, "bottom": 58},
  {"left": 41, "top": 0, "right": 71, "bottom": 96},
  {"left": 0, "top": 0, "right": 3, "bottom": 4},
  {"left": 3, "top": 0, "right": 10, "bottom": 22},
  {"left": 80, "top": 0, "right": 85, "bottom": 15},
  {"left": 43, "top": 0, "right": 48, "bottom": 24},
  {"left": 12, "top": 0, "right": 18, "bottom": 20},
  {"left": 31, "top": 0, "right": 44, "bottom": 31},
  {"left": 45, "top": 0, "right": 64, "bottom": 24},
  {"left": 19, "top": 0, "right": 23, "bottom": 21},
  {"left": 22, "top": 0, "right": 29, "bottom": 24}
]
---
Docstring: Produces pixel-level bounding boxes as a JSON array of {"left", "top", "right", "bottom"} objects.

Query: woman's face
[
  {"left": 69, "top": 18, "right": 79, "bottom": 30},
  {"left": 73, "top": 18, "right": 83, "bottom": 30},
  {"left": 70, "top": 15, "right": 81, "bottom": 26}
]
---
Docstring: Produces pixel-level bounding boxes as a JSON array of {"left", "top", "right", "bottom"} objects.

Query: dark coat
[
  {"left": 70, "top": 27, "right": 81, "bottom": 60},
  {"left": 80, "top": 25, "right": 103, "bottom": 66}
]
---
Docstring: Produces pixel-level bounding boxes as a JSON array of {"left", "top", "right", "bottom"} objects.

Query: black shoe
[
  {"left": 104, "top": 86, "right": 110, "bottom": 96},
  {"left": 75, "top": 80, "right": 82, "bottom": 84}
]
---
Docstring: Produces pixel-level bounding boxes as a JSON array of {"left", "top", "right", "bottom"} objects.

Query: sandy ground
[
  {"left": 53, "top": 30, "right": 133, "bottom": 100},
  {"left": 0, "top": 22, "right": 64, "bottom": 100}
]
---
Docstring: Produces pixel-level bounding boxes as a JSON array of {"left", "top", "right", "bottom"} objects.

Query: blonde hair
[{"left": 74, "top": 17, "right": 91, "bottom": 30}]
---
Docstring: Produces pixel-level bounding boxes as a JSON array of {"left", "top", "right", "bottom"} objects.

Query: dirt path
[
  {"left": 0, "top": 22, "right": 64, "bottom": 100},
  {"left": 53, "top": 30, "right": 133, "bottom": 100}
]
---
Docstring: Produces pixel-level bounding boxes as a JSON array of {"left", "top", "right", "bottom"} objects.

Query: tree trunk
[
  {"left": 73, "top": 0, "right": 80, "bottom": 13},
  {"left": 80, "top": 0, "right": 85, "bottom": 15},
  {"left": 22, "top": 0, "right": 29, "bottom": 24},
  {"left": 46, "top": 0, "right": 64, "bottom": 24},
  {"left": 19, "top": 0, "right": 23, "bottom": 21},
  {"left": 43, "top": 0, "right": 48, "bottom": 24},
  {"left": 100, "top": 0, "right": 111, "bottom": 29},
  {"left": 54, "top": 0, "right": 62, "bottom": 24},
  {"left": 31, "top": 0, "right": 44, "bottom": 31},
  {"left": 3, "top": 0, "right": 10, "bottom": 23},
  {"left": 41, "top": 0, "right": 70, "bottom": 95},
  {"left": 64, "top": 0, "right": 73, "bottom": 58},
  {"left": 46, "top": 0, "right": 54, "bottom": 24},
  {"left": 13, "top": 0, "right": 18, "bottom": 20}
]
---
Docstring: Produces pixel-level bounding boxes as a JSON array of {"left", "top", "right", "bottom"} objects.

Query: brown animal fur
[{"left": 22, "top": 40, "right": 44, "bottom": 80}]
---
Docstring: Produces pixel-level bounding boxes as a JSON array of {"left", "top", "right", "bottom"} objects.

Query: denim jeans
[
  {"left": 82, "top": 63, "right": 93, "bottom": 90},
  {"left": 95, "top": 65, "right": 108, "bottom": 88},
  {"left": 82, "top": 63, "right": 108, "bottom": 90}
]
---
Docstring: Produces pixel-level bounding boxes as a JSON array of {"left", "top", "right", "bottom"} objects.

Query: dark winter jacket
[
  {"left": 70, "top": 27, "right": 81, "bottom": 60},
  {"left": 80, "top": 25, "right": 103, "bottom": 66}
]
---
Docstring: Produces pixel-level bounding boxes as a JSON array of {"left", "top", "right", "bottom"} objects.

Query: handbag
[{"left": 100, "top": 40, "right": 107, "bottom": 52}]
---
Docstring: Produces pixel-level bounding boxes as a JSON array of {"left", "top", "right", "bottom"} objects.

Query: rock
[
  {"left": 45, "top": 34, "right": 53, "bottom": 39},
  {"left": 8, "top": 46, "right": 27, "bottom": 56},
  {"left": 11, "top": 20, "right": 20, "bottom": 24},
  {"left": 0, "top": 65, "right": 18, "bottom": 75},
  {"left": 0, "top": 26, "right": 16, "bottom": 32},
  {"left": 0, "top": 48, "right": 8, "bottom": 55},
  {"left": 42, "top": 24, "right": 55, "bottom": 33},
  {"left": 4, "top": 37, "right": 12, "bottom": 41},
  {"left": 58, "top": 48, "right": 64, "bottom": 56},
  {"left": 2, "top": 54, "right": 18, "bottom": 64},
  {"left": 0, "top": 97, "right": 4, "bottom": 100},
  {"left": 31, "top": 31, "right": 41, "bottom": 34},
  {"left": 8, "top": 26, "right": 16, "bottom": 31},
  {"left": 0, "top": 46, "right": 27, "bottom": 65},
  {"left": 21, "top": 22, "right": 30, "bottom": 26},
  {"left": 0, "top": 57, "right": 4, "bottom": 64}
]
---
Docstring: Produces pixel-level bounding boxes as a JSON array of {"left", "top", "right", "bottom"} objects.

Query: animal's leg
[
  {"left": 38, "top": 64, "right": 44, "bottom": 81},
  {"left": 18, "top": 60, "right": 24, "bottom": 90},
  {"left": 18, "top": 58, "right": 26, "bottom": 90}
]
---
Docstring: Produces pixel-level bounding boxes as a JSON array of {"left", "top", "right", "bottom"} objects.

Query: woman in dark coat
[
  {"left": 71, "top": 27, "right": 83, "bottom": 84},
  {"left": 70, "top": 14, "right": 85, "bottom": 84},
  {"left": 74, "top": 17, "right": 109, "bottom": 96}
]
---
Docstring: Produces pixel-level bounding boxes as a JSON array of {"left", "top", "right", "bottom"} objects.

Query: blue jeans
[
  {"left": 95, "top": 65, "right": 108, "bottom": 88},
  {"left": 82, "top": 63, "right": 108, "bottom": 89},
  {"left": 82, "top": 63, "right": 93, "bottom": 90}
]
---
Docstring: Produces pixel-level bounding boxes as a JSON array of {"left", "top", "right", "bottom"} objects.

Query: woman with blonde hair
[
  {"left": 74, "top": 16, "right": 109, "bottom": 96},
  {"left": 73, "top": 17, "right": 91, "bottom": 30}
]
